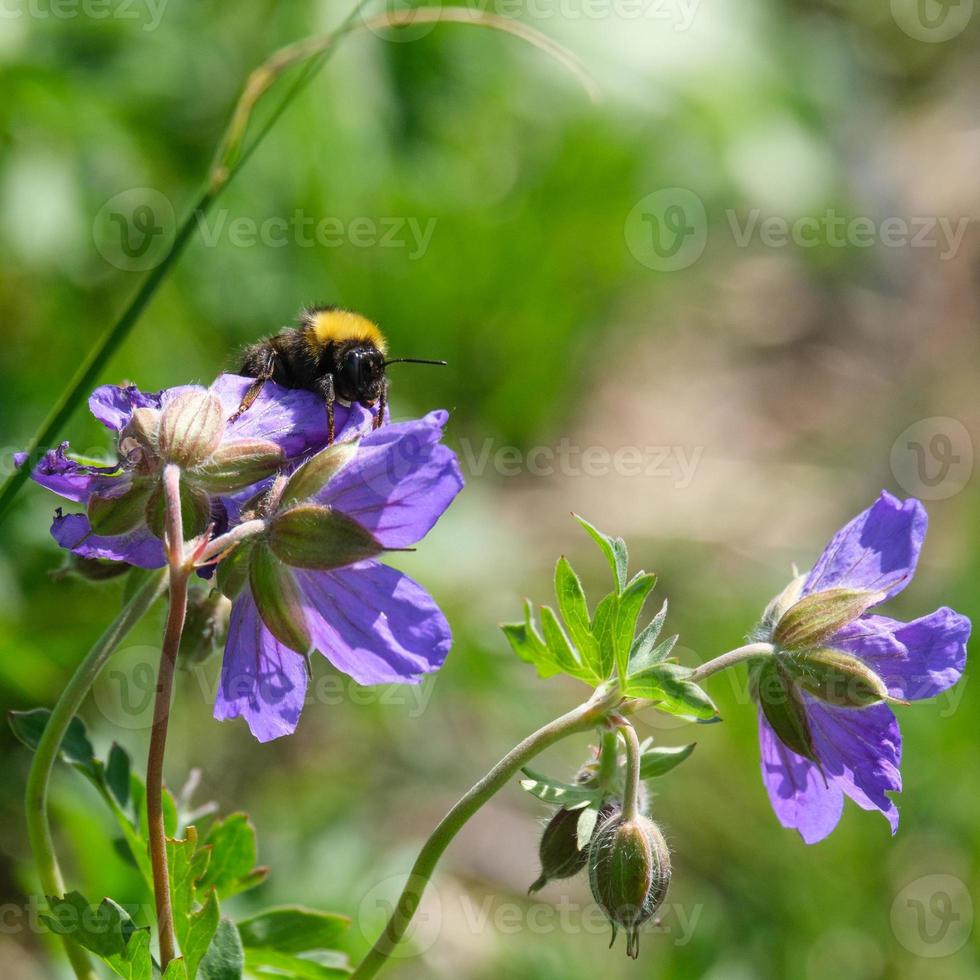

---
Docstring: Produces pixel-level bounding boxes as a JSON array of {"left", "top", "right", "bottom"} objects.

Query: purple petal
[
  {"left": 211, "top": 374, "right": 371, "bottom": 459},
  {"left": 758, "top": 712, "right": 844, "bottom": 844},
  {"left": 316, "top": 410, "right": 463, "bottom": 548},
  {"left": 89, "top": 384, "right": 162, "bottom": 431},
  {"left": 214, "top": 588, "right": 309, "bottom": 742},
  {"left": 803, "top": 492, "right": 927, "bottom": 601},
  {"left": 51, "top": 512, "right": 165, "bottom": 568},
  {"left": 832, "top": 609, "right": 969, "bottom": 702},
  {"left": 806, "top": 698, "right": 902, "bottom": 834},
  {"left": 294, "top": 561, "right": 451, "bottom": 685},
  {"left": 19, "top": 443, "right": 124, "bottom": 503}
]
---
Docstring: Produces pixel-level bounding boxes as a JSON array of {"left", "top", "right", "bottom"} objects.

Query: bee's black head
[{"left": 335, "top": 345, "right": 386, "bottom": 406}]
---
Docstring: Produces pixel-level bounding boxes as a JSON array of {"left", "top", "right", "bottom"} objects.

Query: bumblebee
[{"left": 233, "top": 306, "right": 445, "bottom": 442}]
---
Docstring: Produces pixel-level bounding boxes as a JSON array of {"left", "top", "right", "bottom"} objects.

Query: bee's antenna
[{"left": 383, "top": 358, "right": 448, "bottom": 367}]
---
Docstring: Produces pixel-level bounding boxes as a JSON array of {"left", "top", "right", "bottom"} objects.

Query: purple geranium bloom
[
  {"left": 214, "top": 410, "right": 463, "bottom": 742},
  {"left": 20, "top": 375, "right": 373, "bottom": 568},
  {"left": 754, "top": 491, "right": 970, "bottom": 844}
]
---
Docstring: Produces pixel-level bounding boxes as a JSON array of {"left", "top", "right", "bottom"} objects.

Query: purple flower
[
  {"left": 20, "top": 375, "right": 372, "bottom": 568},
  {"left": 753, "top": 491, "right": 969, "bottom": 844},
  {"left": 213, "top": 410, "right": 463, "bottom": 742}
]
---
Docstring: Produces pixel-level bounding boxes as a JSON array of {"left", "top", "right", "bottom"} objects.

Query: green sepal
[
  {"left": 87, "top": 481, "right": 153, "bottom": 536},
  {"left": 145, "top": 480, "right": 212, "bottom": 540},
  {"left": 193, "top": 439, "right": 285, "bottom": 493},
  {"left": 773, "top": 586, "right": 884, "bottom": 650},
  {"left": 249, "top": 549, "right": 311, "bottom": 654},
  {"left": 281, "top": 440, "right": 360, "bottom": 506},
  {"left": 216, "top": 541, "right": 254, "bottom": 601},
  {"left": 785, "top": 647, "right": 892, "bottom": 707},
  {"left": 755, "top": 660, "right": 818, "bottom": 762},
  {"left": 269, "top": 505, "right": 383, "bottom": 570}
]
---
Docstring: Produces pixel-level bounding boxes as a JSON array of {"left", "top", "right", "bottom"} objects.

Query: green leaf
[
  {"left": 519, "top": 768, "right": 603, "bottom": 808},
  {"left": 539, "top": 606, "right": 588, "bottom": 680},
  {"left": 42, "top": 893, "right": 152, "bottom": 979},
  {"left": 590, "top": 593, "right": 619, "bottom": 679},
  {"left": 8, "top": 709, "right": 98, "bottom": 777},
  {"left": 199, "top": 813, "right": 267, "bottom": 900},
  {"left": 237, "top": 907, "right": 350, "bottom": 955},
  {"left": 639, "top": 743, "right": 696, "bottom": 780},
  {"left": 162, "top": 960, "right": 189, "bottom": 980},
  {"left": 614, "top": 573, "right": 656, "bottom": 680},
  {"left": 500, "top": 601, "right": 562, "bottom": 679},
  {"left": 199, "top": 918, "right": 245, "bottom": 980},
  {"left": 574, "top": 514, "right": 628, "bottom": 593},
  {"left": 245, "top": 948, "right": 351, "bottom": 978},
  {"left": 554, "top": 557, "right": 601, "bottom": 677},
  {"left": 624, "top": 664, "right": 719, "bottom": 721},
  {"left": 105, "top": 743, "right": 131, "bottom": 810},
  {"left": 167, "top": 826, "right": 220, "bottom": 980},
  {"left": 628, "top": 599, "right": 670, "bottom": 674}
]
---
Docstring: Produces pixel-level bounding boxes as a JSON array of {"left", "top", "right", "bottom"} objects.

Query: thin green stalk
[
  {"left": 690, "top": 642, "right": 774, "bottom": 682},
  {"left": 25, "top": 567, "right": 168, "bottom": 980},
  {"left": 615, "top": 719, "right": 641, "bottom": 822},
  {"left": 349, "top": 686, "right": 619, "bottom": 980},
  {"left": 596, "top": 728, "right": 619, "bottom": 790}
]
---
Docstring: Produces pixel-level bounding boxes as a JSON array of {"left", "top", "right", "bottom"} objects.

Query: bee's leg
[
  {"left": 374, "top": 378, "right": 388, "bottom": 431},
  {"left": 314, "top": 374, "right": 336, "bottom": 444},
  {"left": 229, "top": 347, "right": 277, "bottom": 423}
]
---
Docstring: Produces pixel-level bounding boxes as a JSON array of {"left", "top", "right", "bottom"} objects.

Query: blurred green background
[{"left": 1, "top": 0, "right": 979, "bottom": 977}]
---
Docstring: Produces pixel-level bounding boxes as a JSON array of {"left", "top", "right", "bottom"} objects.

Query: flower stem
[
  {"left": 349, "top": 686, "right": 620, "bottom": 980},
  {"left": 596, "top": 729, "right": 619, "bottom": 790},
  {"left": 147, "top": 465, "right": 188, "bottom": 970},
  {"left": 689, "top": 642, "right": 774, "bottom": 683},
  {"left": 25, "top": 567, "right": 168, "bottom": 980},
  {"left": 615, "top": 719, "right": 641, "bottom": 822}
]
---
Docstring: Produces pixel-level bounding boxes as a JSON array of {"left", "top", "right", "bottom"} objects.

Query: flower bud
[
  {"left": 773, "top": 586, "right": 884, "bottom": 650},
  {"left": 529, "top": 802, "right": 617, "bottom": 894},
  {"left": 588, "top": 811, "right": 671, "bottom": 959},
  {"left": 118, "top": 407, "right": 161, "bottom": 471},
  {"left": 157, "top": 391, "right": 225, "bottom": 468}
]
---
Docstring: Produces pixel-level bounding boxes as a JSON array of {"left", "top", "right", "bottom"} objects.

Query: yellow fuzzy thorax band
[{"left": 308, "top": 309, "right": 388, "bottom": 355}]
